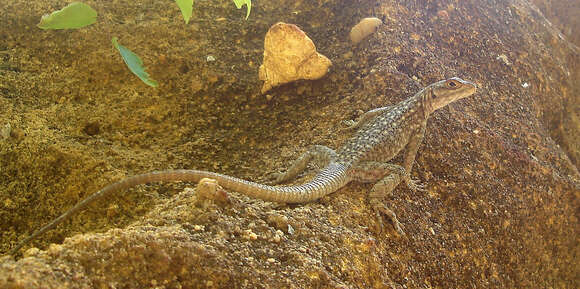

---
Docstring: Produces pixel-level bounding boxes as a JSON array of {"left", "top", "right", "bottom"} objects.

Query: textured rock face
[
  {"left": 530, "top": 0, "right": 580, "bottom": 47},
  {"left": 258, "top": 22, "right": 332, "bottom": 93},
  {"left": 0, "top": 0, "right": 578, "bottom": 288},
  {"left": 529, "top": 0, "right": 580, "bottom": 168}
]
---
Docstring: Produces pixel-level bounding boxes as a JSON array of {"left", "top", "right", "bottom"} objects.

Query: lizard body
[{"left": 9, "top": 77, "right": 476, "bottom": 255}]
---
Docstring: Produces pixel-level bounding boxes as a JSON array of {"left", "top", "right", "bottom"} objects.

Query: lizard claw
[
  {"left": 406, "top": 178, "right": 426, "bottom": 192},
  {"left": 266, "top": 172, "right": 286, "bottom": 185},
  {"left": 342, "top": 119, "right": 356, "bottom": 127},
  {"left": 340, "top": 120, "right": 357, "bottom": 131},
  {"left": 373, "top": 204, "right": 405, "bottom": 236}
]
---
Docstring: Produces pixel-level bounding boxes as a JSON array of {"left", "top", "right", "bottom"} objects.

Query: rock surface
[{"left": 0, "top": 0, "right": 578, "bottom": 288}]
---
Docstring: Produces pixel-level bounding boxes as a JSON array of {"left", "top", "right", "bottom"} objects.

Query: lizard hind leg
[
  {"left": 350, "top": 161, "right": 409, "bottom": 235},
  {"left": 369, "top": 173, "right": 406, "bottom": 236},
  {"left": 271, "top": 145, "right": 337, "bottom": 184}
]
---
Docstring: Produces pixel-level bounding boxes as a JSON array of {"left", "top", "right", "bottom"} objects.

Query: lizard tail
[{"left": 9, "top": 162, "right": 349, "bottom": 255}]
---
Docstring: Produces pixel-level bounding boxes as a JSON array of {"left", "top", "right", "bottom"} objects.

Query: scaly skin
[{"left": 9, "top": 77, "right": 476, "bottom": 255}]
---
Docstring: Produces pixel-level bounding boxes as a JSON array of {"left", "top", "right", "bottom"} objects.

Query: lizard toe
[
  {"left": 406, "top": 178, "right": 426, "bottom": 192},
  {"left": 373, "top": 204, "right": 406, "bottom": 236},
  {"left": 266, "top": 172, "right": 285, "bottom": 185},
  {"left": 340, "top": 119, "right": 358, "bottom": 131}
]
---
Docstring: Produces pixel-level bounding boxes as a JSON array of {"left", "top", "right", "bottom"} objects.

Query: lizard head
[{"left": 426, "top": 77, "right": 477, "bottom": 112}]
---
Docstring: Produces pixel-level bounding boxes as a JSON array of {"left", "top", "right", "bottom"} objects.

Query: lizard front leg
[
  {"left": 402, "top": 126, "right": 426, "bottom": 192},
  {"left": 272, "top": 145, "right": 337, "bottom": 184}
]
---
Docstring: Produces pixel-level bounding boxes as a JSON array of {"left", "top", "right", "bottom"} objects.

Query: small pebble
[
  {"left": 349, "top": 17, "right": 383, "bottom": 45},
  {"left": 10, "top": 127, "right": 25, "bottom": 142},
  {"left": 249, "top": 232, "right": 258, "bottom": 240},
  {"left": 496, "top": 54, "right": 511, "bottom": 65},
  {"left": 242, "top": 229, "right": 258, "bottom": 241},
  {"left": 437, "top": 10, "right": 449, "bottom": 20},
  {"left": 196, "top": 178, "right": 228, "bottom": 203},
  {"left": 83, "top": 121, "right": 100, "bottom": 136},
  {"left": 287, "top": 224, "right": 294, "bottom": 235},
  {"left": 0, "top": 123, "right": 11, "bottom": 139}
]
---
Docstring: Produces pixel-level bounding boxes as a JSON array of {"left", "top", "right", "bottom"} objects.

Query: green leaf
[
  {"left": 232, "top": 0, "right": 251, "bottom": 20},
  {"left": 38, "top": 2, "right": 97, "bottom": 30},
  {"left": 112, "top": 37, "right": 158, "bottom": 88},
  {"left": 175, "top": 0, "right": 194, "bottom": 24}
]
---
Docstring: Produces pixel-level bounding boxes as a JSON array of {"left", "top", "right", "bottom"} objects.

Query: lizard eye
[{"left": 446, "top": 80, "right": 459, "bottom": 88}]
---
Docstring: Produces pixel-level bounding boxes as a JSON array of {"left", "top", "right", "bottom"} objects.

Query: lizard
[{"left": 8, "top": 77, "right": 476, "bottom": 255}]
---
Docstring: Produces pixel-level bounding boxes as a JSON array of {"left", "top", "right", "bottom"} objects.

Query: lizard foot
[
  {"left": 373, "top": 204, "right": 405, "bottom": 236},
  {"left": 405, "top": 178, "right": 426, "bottom": 192},
  {"left": 266, "top": 172, "right": 287, "bottom": 185},
  {"left": 340, "top": 119, "right": 357, "bottom": 131}
]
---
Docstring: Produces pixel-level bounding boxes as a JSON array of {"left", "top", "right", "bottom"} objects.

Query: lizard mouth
[
  {"left": 461, "top": 84, "right": 477, "bottom": 98},
  {"left": 453, "top": 78, "right": 477, "bottom": 97},
  {"left": 452, "top": 80, "right": 477, "bottom": 100}
]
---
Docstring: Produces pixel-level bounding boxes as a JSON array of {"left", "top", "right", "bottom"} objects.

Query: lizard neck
[
  {"left": 416, "top": 86, "right": 440, "bottom": 118},
  {"left": 404, "top": 88, "right": 430, "bottom": 122}
]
